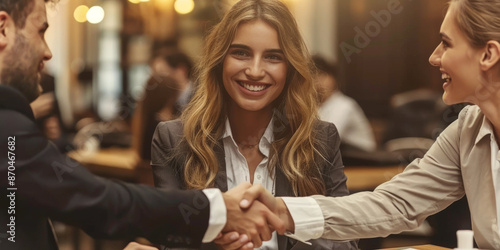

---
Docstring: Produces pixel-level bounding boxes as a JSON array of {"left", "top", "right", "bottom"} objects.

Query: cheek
[
  {"left": 222, "top": 58, "right": 243, "bottom": 79},
  {"left": 270, "top": 64, "right": 288, "bottom": 85}
]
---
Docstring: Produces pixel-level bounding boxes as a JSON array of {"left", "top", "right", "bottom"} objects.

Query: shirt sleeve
[
  {"left": 202, "top": 188, "right": 227, "bottom": 242},
  {"left": 281, "top": 197, "right": 324, "bottom": 244}
]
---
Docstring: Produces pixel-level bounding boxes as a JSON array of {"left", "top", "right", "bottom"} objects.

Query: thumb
[
  {"left": 240, "top": 184, "right": 275, "bottom": 211},
  {"left": 265, "top": 208, "right": 286, "bottom": 235},
  {"left": 228, "top": 182, "right": 252, "bottom": 195}
]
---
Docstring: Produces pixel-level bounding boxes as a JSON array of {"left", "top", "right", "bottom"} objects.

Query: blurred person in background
[
  {"left": 133, "top": 75, "right": 181, "bottom": 160},
  {"left": 312, "top": 55, "right": 376, "bottom": 152},
  {"left": 150, "top": 48, "right": 194, "bottom": 114},
  {"left": 30, "top": 73, "right": 74, "bottom": 153}
]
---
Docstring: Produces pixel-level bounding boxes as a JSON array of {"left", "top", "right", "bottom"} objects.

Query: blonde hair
[
  {"left": 450, "top": 0, "right": 500, "bottom": 47},
  {"left": 179, "top": 0, "right": 324, "bottom": 196}
]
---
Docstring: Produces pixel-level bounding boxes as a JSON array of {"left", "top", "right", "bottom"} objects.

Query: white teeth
[
  {"left": 242, "top": 82, "right": 266, "bottom": 92},
  {"left": 442, "top": 73, "right": 451, "bottom": 82}
]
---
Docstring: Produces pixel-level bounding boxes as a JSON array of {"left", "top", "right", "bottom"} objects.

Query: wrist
[{"left": 276, "top": 198, "right": 294, "bottom": 232}]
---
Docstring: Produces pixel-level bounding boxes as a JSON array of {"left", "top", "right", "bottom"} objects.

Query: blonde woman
[
  {"left": 242, "top": 0, "right": 500, "bottom": 249},
  {"left": 151, "top": 0, "right": 357, "bottom": 249}
]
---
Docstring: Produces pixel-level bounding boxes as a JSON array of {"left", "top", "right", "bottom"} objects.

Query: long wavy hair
[{"left": 179, "top": 0, "right": 324, "bottom": 196}]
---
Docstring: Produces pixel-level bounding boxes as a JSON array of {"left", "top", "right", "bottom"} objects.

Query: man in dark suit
[{"left": 0, "top": 0, "right": 284, "bottom": 249}]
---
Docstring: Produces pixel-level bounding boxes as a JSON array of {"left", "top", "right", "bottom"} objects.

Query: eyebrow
[
  {"left": 229, "top": 44, "right": 284, "bottom": 54},
  {"left": 440, "top": 32, "right": 451, "bottom": 41}
]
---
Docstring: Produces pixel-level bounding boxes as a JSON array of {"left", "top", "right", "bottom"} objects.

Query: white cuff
[
  {"left": 281, "top": 197, "right": 324, "bottom": 244},
  {"left": 202, "top": 189, "right": 226, "bottom": 242}
]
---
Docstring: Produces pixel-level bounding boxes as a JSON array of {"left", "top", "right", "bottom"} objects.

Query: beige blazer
[{"left": 314, "top": 105, "right": 500, "bottom": 249}]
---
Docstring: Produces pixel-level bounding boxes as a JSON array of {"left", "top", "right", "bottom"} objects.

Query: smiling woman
[
  {"left": 150, "top": 0, "right": 358, "bottom": 249},
  {"left": 239, "top": 1, "right": 500, "bottom": 249}
]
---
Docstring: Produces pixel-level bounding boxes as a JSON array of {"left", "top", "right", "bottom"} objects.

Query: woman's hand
[
  {"left": 214, "top": 232, "right": 254, "bottom": 250},
  {"left": 123, "top": 242, "right": 158, "bottom": 250}
]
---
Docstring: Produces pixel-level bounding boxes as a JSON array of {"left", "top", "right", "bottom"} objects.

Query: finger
[
  {"left": 219, "top": 234, "right": 250, "bottom": 250},
  {"left": 264, "top": 207, "right": 286, "bottom": 235},
  {"left": 239, "top": 242, "right": 254, "bottom": 250},
  {"left": 258, "top": 224, "right": 272, "bottom": 242},
  {"left": 214, "top": 233, "right": 223, "bottom": 240},
  {"left": 228, "top": 182, "right": 252, "bottom": 195},
  {"left": 240, "top": 184, "right": 276, "bottom": 210},
  {"left": 214, "top": 232, "right": 239, "bottom": 245},
  {"left": 248, "top": 228, "right": 262, "bottom": 248},
  {"left": 240, "top": 184, "right": 266, "bottom": 209},
  {"left": 123, "top": 242, "right": 158, "bottom": 250}
]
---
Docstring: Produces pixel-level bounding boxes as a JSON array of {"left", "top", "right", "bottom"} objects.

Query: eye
[
  {"left": 441, "top": 40, "right": 450, "bottom": 48},
  {"left": 230, "top": 49, "right": 250, "bottom": 58},
  {"left": 265, "top": 53, "right": 284, "bottom": 62}
]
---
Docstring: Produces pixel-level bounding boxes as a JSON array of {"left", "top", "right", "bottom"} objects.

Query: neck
[
  {"left": 228, "top": 105, "right": 272, "bottom": 147},
  {"left": 477, "top": 91, "right": 500, "bottom": 142}
]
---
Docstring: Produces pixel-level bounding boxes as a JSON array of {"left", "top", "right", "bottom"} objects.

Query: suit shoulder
[
  {"left": 156, "top": 119, "right": 183, "bottom": 134},
  {"left": 0, "top": 109, "right": 39, "bottom": 136},
  {"left": 153, "top": 119, "right": 184, "bottom": 149},
  {"left": 315, "top": 120, "right": 339, "bottom": 137}
]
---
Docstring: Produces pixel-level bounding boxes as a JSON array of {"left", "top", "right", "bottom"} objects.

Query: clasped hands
[{"left": 221, "top": 182, "right": 294, "bottom": 250}]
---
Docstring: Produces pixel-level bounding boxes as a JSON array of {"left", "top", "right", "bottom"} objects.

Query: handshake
[{"left": 220, "top": 182, "right": 294, "bottom": 250}]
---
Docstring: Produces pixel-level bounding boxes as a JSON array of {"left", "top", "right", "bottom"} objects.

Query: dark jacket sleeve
[
  {"left": 0, "top": 110, "right": 209, "bottom": 248},
  {"left": 297, "top": 121, "right": 358, "bottom": 250},
  {"left": 151, "top": 120, "right": 185, "bottom": 190}
]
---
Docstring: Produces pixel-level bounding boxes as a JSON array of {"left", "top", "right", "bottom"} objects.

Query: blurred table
[
  {"left": 344, "top": 165, "right": 406, "bottom": 191},
  {"left": 68, "top": 147, "right": 140, "bottom": 181},
  {"left": 379, "top": 244, "right": 451, "bottom": 250},
  {"left": 68, "top": 147, "right": 407, "bottom": 189}
]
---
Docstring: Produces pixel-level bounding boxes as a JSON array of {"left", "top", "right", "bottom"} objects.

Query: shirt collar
[
  {"left": 222, "top": 118, "right": 274, "bottom": 156},
  {"left": 475, "top": 115, "right": 495, "bottom": 145}
]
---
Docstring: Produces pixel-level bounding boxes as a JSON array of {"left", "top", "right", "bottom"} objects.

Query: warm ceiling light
[
  {"left": 155, "top": 0, "right": 172, "bottom": 11},
  {"left": 140, "top": 0, "right": 150, "bottom": 2},
  {"left": 87, "top": 6, "right": 105, "bottom": 24},
  {"left": 128, "top": 0, "right": 141, "bottom": 3},
  {"left": 174, "top": 0, "right": 194, "bottom": 14},
  {"left": 74, "top": 5, "right": 89, "bottom": 23}
]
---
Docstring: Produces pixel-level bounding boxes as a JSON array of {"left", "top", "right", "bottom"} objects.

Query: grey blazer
[{"left": 151, "top": 119, "right": 358, "bottom": 250}]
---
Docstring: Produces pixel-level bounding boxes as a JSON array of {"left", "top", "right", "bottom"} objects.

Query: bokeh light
[
  {"left": 174, "top": 0, "right": 195, "bottom": 14},
  {"left": 87, "top": 6, "right": 105, "bottom": 24},
  {"left": 73, "top": 5, "right": 89, "bottom": 23}
]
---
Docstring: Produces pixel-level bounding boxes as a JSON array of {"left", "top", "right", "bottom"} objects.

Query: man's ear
[
  {"left": 480, "top": 40, "right": 500, "bottom": 71},
  {"left": 0, "top": 11, "right": 12, "bottom": 49}
]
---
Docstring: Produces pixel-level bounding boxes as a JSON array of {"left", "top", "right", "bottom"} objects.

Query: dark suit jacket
[
  {"left": 0, "top": 85, "right": 210, "bottom": 250},
  {"left": 152, "top": 120, "right": 358, "bottom": 250}
]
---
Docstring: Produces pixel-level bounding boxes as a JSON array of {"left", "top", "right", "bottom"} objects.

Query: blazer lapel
[
  {"left": 275, "top": 166, "right": 295, "bottom": 250},
  {"left": 214, "top": 140, "right": 228, "bottom": 192}
]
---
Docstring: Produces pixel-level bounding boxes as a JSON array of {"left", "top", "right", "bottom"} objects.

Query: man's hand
[
  {"left": 30, "top": 92, "right": 55, "bottom": 119},
  {"left": 223, "top": 182, "right": 284, "bottom": 248},
  {"left": 213, "top": 232, "right": 253, "bottom": 250},
  {"left": 240, "top": 184, "right": 294, "bottom": 233},
  {"left": 122, "top": 242, "right": 158, "bottom": 250}
]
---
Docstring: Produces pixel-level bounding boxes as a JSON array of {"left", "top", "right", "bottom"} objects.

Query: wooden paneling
[{"left": 337, "top": 0, "right": 449, "bottom": 118}]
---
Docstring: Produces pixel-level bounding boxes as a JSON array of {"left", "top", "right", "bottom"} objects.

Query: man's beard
[{"left": 1, "top": 33, "right": 41, "bottom": 103}]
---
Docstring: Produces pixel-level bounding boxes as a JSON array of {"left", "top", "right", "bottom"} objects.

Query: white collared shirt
[
  {"left": 481, "top": 117, "right": 500, "bottom": 233},
  {"left": 204, "top": 118, "right": 323, "bottom": 247},
  {"left": 222, "top": 118, "right": 278, "bottom": 250}
]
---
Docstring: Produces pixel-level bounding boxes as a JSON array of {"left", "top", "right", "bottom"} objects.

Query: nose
[
  {"left": 43, "top": 41, "right": 53, "bottom": 61},
  {"left": 245, "top": 58, "right": 265, "bottom": 79},
  {"left": 429, "top": 44, "right": 442, "bottom": 67}
]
